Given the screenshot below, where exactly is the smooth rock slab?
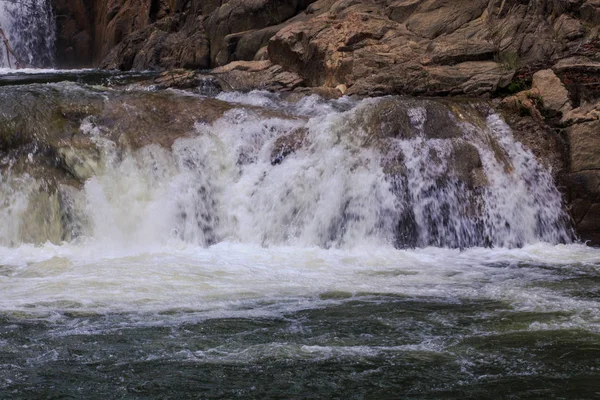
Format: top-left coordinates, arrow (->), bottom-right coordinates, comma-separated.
569,120 -> 600,173
532,69 -> 572,114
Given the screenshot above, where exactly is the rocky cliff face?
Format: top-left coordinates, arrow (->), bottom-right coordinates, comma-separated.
54,0 -> 600,92
52,0 -> 600,245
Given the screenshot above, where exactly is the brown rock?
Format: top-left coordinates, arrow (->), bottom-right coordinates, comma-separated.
211,60 -> 304,91
553,14 -> 584,41
532,69 -> 572,114
561,102 -> 600,125
450,140 -> 486,188
581,0 -> 600,24
204,0 -> 316,66
423,61 -> 514,96
101,16 -> 210,70
386,0 -> 422,24
499,90 -> 544,122
500,104 -> 568,178
53,0 -> 94,67
568,120 -> 600,173
577,203 -> 600,245
553,56 -> 600,75
403,0 -> 487,39
564,169 -> 600,245
271,127 -> 308,164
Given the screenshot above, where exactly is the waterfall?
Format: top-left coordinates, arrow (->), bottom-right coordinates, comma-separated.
0,0 -> 55,68
0,89 -> 574,249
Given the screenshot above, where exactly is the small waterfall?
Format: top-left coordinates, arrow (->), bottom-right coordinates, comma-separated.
0,0 -> 55,68
0,90 -> 574,249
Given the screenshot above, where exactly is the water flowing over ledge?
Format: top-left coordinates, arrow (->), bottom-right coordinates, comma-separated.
0,86 -> 574,249
0,81 -> 599,398
0,0 -> 55,68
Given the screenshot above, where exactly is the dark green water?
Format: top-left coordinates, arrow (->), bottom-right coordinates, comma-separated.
2,293 -> 599,399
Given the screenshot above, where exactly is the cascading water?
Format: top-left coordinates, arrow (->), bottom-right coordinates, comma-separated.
0,0 -> 55,68
0,89 -> 573,249
0,84 -> 598,398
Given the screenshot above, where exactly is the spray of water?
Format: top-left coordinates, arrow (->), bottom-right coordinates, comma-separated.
0,0 -> 55,68
0,92 -> 574,249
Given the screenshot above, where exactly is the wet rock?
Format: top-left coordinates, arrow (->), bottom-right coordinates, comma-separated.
271,127 -> 308,165
450,140 -> 486,188
578,203 -> 600,245
53,0 -> 94,67
501,110 -> 567,178
288,86 -> 343,100
96,93 -> 236,149
56,144 -> 103,183
564,119 -> 600,245
152,69 -> 198,88
18,190 -> 63,245
564,169 -> 600,245
348,97 -> 472,144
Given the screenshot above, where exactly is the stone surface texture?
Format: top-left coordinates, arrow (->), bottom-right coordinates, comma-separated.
50,0 -> 600,244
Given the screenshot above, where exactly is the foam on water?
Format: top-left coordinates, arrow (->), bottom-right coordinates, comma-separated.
42,94 -> 570,249
0,91 -> 597,328
0,242 -> 599,327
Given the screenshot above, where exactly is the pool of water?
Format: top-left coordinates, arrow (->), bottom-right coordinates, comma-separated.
1,243 -> 599,398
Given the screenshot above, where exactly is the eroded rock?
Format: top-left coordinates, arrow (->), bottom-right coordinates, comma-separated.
532,69 -> 572,115
211,60 -> 304,91
569,120 -> 600,173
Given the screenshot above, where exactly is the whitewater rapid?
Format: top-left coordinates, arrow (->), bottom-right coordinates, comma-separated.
0,87 -> 597,328
0,84 -> 599,399
0,241 -> 598,329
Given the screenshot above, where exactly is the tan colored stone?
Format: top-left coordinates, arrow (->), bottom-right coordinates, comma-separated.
211,61 -> 304,91
569,121 -> 600,173
532,69 -> 572,114
561,102 -> 600,125
553,14 -> 584,40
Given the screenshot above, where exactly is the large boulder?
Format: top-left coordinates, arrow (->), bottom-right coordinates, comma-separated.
204,0 -> 316,66
101,16 -> 210,70
565,120 -> 600,245
211,60 -> 304,91
569,120 -> 600,173
532,69 -> 572,115
0,82 -> 296,185
52,0 -> 596,100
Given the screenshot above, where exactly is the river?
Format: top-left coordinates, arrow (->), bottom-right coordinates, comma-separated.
0,71 -> 599,399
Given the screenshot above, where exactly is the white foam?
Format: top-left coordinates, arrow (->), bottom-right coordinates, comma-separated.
0,92 -> 596,326
0,242 -> 598,324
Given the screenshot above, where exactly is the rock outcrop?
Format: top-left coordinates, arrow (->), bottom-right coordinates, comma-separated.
50,0 -> 600,244
52,1 -> 598,94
